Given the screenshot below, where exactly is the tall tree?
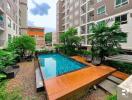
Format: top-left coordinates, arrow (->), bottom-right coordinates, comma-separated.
89,22 -> 127,62
60,28 -> 81,55
45,32 -> 52,44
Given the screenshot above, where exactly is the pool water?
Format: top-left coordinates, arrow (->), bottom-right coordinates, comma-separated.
38,53 -> 86,79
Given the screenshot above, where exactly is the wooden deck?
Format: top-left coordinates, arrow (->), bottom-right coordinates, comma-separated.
43,56 -> 117,100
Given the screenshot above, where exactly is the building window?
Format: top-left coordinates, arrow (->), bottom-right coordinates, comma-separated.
115,14 -> 127,24
8,18 -> 11,28
97,6 -> 106,15
7,2 -> 11,12
115,0 -> 128,8
97,0 -> 102,3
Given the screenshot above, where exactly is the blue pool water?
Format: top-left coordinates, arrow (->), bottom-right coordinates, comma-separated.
38,53 -> 86,79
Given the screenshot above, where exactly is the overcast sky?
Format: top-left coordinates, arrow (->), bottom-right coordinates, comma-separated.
28,0 -> 58,32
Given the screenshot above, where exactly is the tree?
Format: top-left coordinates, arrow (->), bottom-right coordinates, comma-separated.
89,22 -> 127,62
60,28 -> 81,55
45,32 -> 52,44
8,35 -> 36,59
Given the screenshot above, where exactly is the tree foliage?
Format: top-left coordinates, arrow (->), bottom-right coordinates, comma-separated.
45,32 -> 52,43
0,50 -> 17,70
89,22 -> 127,62
60,28 -> 81,55
8,35 -> 36,59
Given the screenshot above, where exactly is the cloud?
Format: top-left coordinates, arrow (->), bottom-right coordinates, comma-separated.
28,20 -> 35,26
30,0 -> 51,16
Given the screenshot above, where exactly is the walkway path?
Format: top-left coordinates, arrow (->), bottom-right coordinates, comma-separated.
7,61 -> 46,100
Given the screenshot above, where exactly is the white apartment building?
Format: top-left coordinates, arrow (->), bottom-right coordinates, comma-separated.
0,0 -> 27,49
57,0 -> 132,50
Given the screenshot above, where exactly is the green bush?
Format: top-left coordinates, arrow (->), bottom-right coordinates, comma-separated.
0,73 -> 6,82
82,50 -> 92,56
104,60 -> 132,74
8,35 -> 36,59
36,49 -> 54,54
106,94 -> 117,100
0,81 -> 22,100
0,50 -> 17,70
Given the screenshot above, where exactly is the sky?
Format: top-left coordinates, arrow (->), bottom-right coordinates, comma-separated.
28,0 -> 58,33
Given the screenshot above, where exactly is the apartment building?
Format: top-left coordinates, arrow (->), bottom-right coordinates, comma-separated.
0,0 -> 27,49
56,0 -> 80,42
19,0 -> 28,34
27,27 -> 45,50
56,0 -> 132,50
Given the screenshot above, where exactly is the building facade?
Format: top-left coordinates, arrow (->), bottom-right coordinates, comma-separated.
19,0 -> 28,34
0,0 -> 27,49
27,27 -> 45,50
56,0 -> 132,50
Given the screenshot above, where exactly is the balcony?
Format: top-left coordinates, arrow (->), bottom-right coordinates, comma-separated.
81,4 -> 86,15
81,14 -> 86,25
87,11 -> 94,22
81,0 -> 86,5
80,25 -> 86,34
87,0 -> 94,11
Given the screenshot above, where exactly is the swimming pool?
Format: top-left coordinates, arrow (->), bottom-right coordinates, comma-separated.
38,53 -> 86,79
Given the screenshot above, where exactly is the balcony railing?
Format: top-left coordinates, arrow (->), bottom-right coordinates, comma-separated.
87,16 -> 94,22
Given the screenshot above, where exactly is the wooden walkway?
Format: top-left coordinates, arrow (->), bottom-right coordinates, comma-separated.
44,56 -> 117,100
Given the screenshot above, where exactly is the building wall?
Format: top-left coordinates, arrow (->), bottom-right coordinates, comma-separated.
56,0 -> 132,50
27,27 -> 45,50
94,0 -> 132,50
0,0 -> 27,49
19,0 -> 28,34
0,0 -> 20,48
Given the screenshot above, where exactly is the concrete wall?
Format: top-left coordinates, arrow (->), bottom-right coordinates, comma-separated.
117,75 -> 132,100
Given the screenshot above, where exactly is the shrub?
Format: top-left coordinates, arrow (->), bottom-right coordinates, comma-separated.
82,50 -> 92,56
104,60 -> 132,74
0,50 -> 17,70
0,81 -> 22,100
0,73 -> 6,82
106,94 -> 117,100
8,35 -> 36,59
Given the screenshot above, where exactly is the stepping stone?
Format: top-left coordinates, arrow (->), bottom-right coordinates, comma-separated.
98,79 -> 118,94
35,68 -> 44,92
107,76 -> 123,84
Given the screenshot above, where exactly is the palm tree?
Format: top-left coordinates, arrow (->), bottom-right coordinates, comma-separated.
88,22 -> 127,64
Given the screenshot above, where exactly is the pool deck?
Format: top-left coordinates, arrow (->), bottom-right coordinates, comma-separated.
43,56 -> 119,100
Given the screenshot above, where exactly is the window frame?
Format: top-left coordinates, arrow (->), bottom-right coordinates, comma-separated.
97,0 -> 102,3
115,14 -> 128,25
115,0 -> 129,8
97,5 -> 106,15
